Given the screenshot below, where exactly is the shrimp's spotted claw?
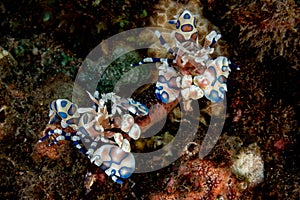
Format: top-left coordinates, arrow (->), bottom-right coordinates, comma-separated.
89,144 -> 135,184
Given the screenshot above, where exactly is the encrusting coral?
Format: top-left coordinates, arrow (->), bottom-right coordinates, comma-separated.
149,159 -> 244,200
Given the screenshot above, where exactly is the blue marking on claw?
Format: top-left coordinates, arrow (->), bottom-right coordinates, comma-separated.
67,104 -> 76,115
159,92 -> 169,103
221,65 -> 227,72
119,166 -> 135,179
125,98 -> 149,116
91,145 -> 135,184
58,111 -> 67,119
206,90 -> 223,103
53,101 -> 57,111
157,75 -> 178,89
60,100 -> 67,107
168,19 -> 176,24
137,104 -> 149,115
208,66 -> 217,87
82,114 -> 89,124
155,86 -> 170,103
115,179 -> 123,184
218,75 -> 226,84
66,118 -> 76,126
219,87 -> 225,94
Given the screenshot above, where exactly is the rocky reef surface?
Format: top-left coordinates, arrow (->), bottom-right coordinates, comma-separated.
0,0 -> 299,199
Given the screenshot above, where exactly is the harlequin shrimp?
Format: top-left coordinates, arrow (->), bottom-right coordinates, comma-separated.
132,9 -> 239,110
38,99 -> 86,154
38,91 -> 148,183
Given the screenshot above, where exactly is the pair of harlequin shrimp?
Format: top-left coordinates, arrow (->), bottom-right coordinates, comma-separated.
132,9 -> 239,110
39,9 -> 240,185
38,91 -> 148,184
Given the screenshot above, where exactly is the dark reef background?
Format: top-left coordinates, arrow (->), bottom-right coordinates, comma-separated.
0,0 -> 299,199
